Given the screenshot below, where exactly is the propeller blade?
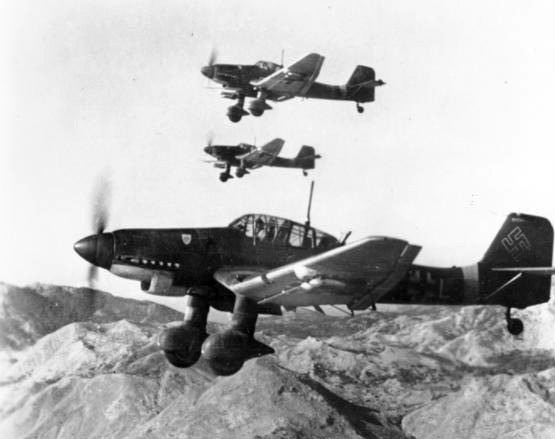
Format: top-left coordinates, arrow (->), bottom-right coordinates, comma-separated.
91,173 -> 112,234
206,131 -> 214,147
87,264 -> 98,287
208,48 -> 218,66
84,173 -> 112,289
85,265 -> 101,317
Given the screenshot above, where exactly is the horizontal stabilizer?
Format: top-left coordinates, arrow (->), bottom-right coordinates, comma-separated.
491,267 -> 555,276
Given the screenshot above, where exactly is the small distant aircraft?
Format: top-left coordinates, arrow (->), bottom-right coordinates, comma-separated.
203,137 -> 320,182
201,52 -> 385,122
74,181 -> 554,376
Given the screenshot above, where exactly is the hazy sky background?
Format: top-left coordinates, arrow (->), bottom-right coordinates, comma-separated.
1,1 -> 553,310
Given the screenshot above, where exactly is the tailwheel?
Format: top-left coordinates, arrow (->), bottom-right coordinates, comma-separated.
356,103 -> 364,114
505,307 -> 524,335
302,170 -> 308,177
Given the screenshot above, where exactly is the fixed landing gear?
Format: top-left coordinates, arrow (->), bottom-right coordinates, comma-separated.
202,296 -> 273,376
235,168 -> 246,178
227,95 -> 248,123
248,98 -> 272,117
158,288 -> 209,368
219,164 -> 232,182
356,103 -> 364,114
505,307 -> 524,335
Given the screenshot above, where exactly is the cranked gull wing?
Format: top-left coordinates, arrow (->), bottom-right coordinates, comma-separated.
251,53 -> 325,98
238,138 -> 285,168
214,237 -> 421,308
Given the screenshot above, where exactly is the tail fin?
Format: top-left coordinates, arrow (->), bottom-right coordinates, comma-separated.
294,146 -> 320,170
479,213 -> 553,307
346,65 -> 382,102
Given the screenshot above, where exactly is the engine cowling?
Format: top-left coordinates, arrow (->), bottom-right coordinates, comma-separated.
158,323 -> 208,368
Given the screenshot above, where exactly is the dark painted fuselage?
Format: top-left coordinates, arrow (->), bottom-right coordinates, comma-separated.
204,144 -> 253,168
204,144 -> 315,170
203,63 -> 376,103
75,213 -> 553,314
202,63 -> 280,98
76,214 -> 341,313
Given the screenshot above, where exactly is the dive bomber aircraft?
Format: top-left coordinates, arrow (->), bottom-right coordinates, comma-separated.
201,52 -> 385,122
204,137 -> 320,181
74,187 -> 554,376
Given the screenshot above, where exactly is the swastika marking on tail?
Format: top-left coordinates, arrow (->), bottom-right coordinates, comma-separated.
501,226 -> 531,262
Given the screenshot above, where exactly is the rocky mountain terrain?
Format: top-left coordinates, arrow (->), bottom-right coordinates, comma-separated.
0,282 -> 554,438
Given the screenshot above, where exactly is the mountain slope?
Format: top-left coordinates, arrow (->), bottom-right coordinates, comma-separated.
1,283 -> 554,438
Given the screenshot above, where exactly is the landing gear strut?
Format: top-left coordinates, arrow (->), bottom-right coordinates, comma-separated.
356,103 -> 364,114
505,307 -> 524,335
227,95 -> 248,123
202,296 -> 274,376
219,164 -> 232,182
158,288 -> 209,368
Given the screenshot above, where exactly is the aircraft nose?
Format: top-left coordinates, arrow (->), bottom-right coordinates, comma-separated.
74,235 -> 98,265
74,233 -> 114,268
201,65 -> 214,78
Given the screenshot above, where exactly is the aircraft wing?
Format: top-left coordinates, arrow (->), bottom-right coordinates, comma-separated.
214,237 -> 421,309
239,138 -> 285,168
251,53 -> 325,98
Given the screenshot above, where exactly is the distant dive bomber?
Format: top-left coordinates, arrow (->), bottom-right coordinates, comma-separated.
74,180 -> 554,376
203,137 -> 320,181
201,52 -> 385,122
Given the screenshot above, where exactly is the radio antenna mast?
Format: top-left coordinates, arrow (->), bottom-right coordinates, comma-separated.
305,180 -> 315,230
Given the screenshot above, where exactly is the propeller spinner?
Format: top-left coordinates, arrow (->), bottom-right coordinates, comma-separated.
74,175 -> 114,286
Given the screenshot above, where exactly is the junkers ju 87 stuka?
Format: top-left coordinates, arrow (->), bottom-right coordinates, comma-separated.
201,51 -> 385,122
74,183 -> 554,376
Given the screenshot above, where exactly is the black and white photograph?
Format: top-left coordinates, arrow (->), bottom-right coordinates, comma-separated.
0,1 -> 554,438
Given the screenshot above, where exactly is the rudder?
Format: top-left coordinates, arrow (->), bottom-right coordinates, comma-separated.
295,146 -> 320,170
346,65 -> 376,102
481,213 -> 553,268
479,213 -> 553,308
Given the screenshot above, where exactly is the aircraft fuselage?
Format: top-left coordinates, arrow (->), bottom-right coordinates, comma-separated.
204,64 -> 377,103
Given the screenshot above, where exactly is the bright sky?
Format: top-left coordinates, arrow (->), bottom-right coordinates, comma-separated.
0,1 -> 553,309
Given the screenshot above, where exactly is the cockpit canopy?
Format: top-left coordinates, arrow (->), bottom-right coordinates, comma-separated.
237,142 -> 255,152
254,60 -> 281,72
229,214 -> 339,250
